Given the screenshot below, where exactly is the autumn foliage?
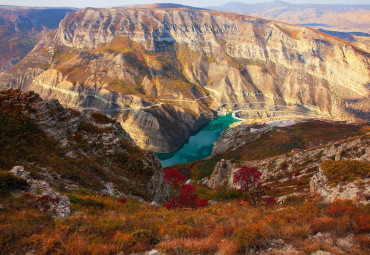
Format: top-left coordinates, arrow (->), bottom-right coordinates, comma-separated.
163,168 -> 208,209
233,166 -> 274,206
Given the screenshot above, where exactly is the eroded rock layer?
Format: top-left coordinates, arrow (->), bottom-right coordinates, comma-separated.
1,7 -> 369,152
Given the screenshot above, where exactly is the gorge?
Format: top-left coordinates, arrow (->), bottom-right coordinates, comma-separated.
0,4 -> 369,155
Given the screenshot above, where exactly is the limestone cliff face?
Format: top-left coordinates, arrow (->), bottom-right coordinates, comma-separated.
1,7 -> 369,152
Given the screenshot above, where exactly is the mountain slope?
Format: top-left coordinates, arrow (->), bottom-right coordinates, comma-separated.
0,6 -> 76,72
0,88 -> 162,198
209,1 -> 370,33
0,7 -> 369,153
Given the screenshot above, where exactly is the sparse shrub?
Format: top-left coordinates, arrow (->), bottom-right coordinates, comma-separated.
284,195 -> 305,206
213,185 -> 243,200
353,212 -> 370,234
0,172 -> 29,194
234,223 -> 265,249
354,234 -> 370,253
233,166 -> 270,206
117,198 -> 127,204
326,200 -> 356,218
69,195 -> 104,209
90,112 -> 115,124
131,229 -> 158,245
321,160 -> 370,185
310,216 -> 336,234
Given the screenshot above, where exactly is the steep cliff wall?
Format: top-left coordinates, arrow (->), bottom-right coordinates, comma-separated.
1,7 -> 369,152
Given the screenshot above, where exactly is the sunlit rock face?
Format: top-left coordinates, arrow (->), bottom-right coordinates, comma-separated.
1,7 -> 369,152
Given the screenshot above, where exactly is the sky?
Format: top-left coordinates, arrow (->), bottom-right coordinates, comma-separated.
0,0 -> 369,8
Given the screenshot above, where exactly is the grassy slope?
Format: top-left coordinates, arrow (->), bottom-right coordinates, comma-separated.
0,100 -> 153,197
0,193 -> 369,254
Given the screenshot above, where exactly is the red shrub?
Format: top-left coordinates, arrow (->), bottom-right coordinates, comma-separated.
353,212 -> 370,234
263,196 -> 277,206
162,169 -> 208,209
233,166 -> 268,206
117,198 -> 127,204
163,168 -> 185,187
326,200 -> 356,218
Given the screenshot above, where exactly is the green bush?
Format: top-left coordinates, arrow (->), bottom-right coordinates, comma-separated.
321,160 -> 370,185
68,195 -> 104,209
0,172 -> 29,194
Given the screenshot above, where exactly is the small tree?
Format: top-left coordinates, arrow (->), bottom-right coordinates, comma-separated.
233,166 -> 270,206
162,168 -> 208,209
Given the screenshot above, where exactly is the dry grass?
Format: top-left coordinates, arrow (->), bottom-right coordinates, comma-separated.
1,194 -> 369,254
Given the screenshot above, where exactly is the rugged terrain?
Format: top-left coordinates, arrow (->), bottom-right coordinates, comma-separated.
1,105 -> 369,254
205,121 -> 369,204
0,6 -> 75,72
210,1 -> 370,32
210,1 -> 370,51
0,88 -> 164,199
0,5 -> 369,152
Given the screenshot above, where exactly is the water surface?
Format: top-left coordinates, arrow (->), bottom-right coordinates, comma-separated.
156,114 -> 238,167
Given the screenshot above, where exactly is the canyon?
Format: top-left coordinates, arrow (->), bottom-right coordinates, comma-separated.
0,5 -> 369,153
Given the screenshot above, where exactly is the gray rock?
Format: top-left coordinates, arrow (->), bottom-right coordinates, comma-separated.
9,166 -> 31,181
185,179 -> 194,185
147,170 -> 171,203
148,249 -> 161,255
9,166 -> 71,218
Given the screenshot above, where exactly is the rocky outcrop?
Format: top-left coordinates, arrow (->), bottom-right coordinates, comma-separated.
1,7 -> 369,152
147,169 -> 171,203
0,89 -> 165,200
212,119 -> 300,156
206,126 -> 369,199
310,168 -> 370,204
10,166 -> 71,218
208,159 -> 236,189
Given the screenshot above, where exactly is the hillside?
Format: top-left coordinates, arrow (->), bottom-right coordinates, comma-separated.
0,7 -> 368,153
209,1 -> 370,33
0,6 -> 75,72
209,1 -> 370,51
1,105 -> 369,254
0,89 -> 163,199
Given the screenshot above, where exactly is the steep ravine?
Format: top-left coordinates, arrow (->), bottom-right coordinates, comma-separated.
0,7 -> 369,152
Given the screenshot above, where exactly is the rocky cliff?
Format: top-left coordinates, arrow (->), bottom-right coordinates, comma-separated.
0,6 -> 75,72
1,6 -> 369,152
205,123 -> 369,202
0,89 -> 164,200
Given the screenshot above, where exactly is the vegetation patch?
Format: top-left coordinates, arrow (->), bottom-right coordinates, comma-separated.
90,112 -> 116,124
321,160 -> 370,185
0,171 -> 29,194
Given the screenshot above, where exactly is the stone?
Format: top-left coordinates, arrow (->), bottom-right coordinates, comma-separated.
148,249 -> 161,255
9,166 -> 71,218
151,201 -> 160,208
310,168 -> 370,204
9,166 -> 31,181
208,159 -> 236,189
185,179 -> 194,185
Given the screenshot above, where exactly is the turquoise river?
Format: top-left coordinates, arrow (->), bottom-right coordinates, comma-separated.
155,114 -> 239,167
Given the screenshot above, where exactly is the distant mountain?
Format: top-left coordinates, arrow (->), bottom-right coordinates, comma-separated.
0,6 -> 76,72
1,7 -> 369,154
209,1 -> 370,33
124,3 -> 205,10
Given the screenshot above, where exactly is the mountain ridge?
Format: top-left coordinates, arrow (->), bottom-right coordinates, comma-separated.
0,7 -> 369,153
